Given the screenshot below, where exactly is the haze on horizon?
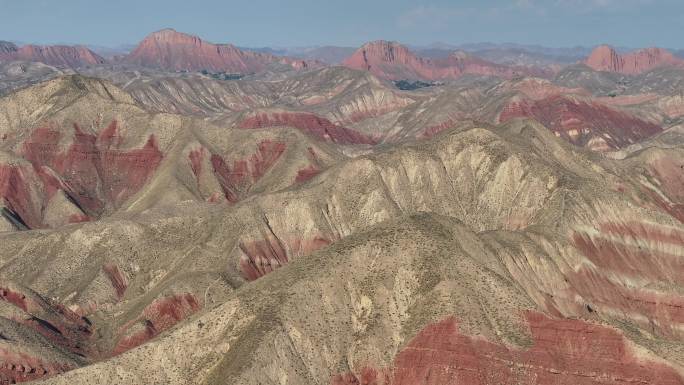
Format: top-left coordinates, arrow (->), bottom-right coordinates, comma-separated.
0,0 -> 682,49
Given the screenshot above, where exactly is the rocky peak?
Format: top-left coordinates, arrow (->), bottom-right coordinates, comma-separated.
356,40 -> 419,65
584,45 -> 682,74
138,28 -> 210,48
124,29 -> 317,73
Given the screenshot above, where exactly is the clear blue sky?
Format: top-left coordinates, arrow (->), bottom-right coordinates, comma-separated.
0,0 -> 682,48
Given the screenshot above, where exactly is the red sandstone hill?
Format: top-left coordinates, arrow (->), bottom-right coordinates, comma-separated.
584,45 -> 684,74
342,40 -> 550,81
0,44 -> 105,68
123,29 -> 320,73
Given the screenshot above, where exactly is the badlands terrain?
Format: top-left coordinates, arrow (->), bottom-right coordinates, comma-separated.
0,29 -> 682,384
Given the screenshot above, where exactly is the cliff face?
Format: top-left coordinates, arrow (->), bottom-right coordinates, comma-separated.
343,41 -> 549,80
123,29 -> 318,72
0,44 -> 104,68
584,45 -> 683,74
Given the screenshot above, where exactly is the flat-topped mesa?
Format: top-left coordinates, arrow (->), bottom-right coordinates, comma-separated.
343,40 -> 434,79
123,28 -> 319,73
343,40 -> 548,80
584,45 -> 683,74
0,44 -> 105,68
354,40 -> 423,66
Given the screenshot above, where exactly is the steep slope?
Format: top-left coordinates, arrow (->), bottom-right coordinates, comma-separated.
0,75 -> 350,229
0,61 -> 65,97
123,29 -> 320,73
0,75 -> 170,228
0,119 -> 677,384
29,214 -> 684,385
84,66 -> 417,134
0,55 -> 683,385
499,94 -> 662,151
0,45 -> 105,68
584,45 -> 684,75
343,41 -> 549,81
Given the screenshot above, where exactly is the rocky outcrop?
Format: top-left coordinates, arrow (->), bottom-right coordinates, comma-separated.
113,293 -> 201,355
19,121 -> 164,219
584,45 -> 684,74
207,140 -> 286,203
499,95 -> 662,151
0,45 -> 104,68
102,264 -> 128,301
123,29 -> 319,73
343,41 -> 549,81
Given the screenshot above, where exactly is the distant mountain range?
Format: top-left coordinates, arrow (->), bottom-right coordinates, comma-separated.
2,29 -> 684,80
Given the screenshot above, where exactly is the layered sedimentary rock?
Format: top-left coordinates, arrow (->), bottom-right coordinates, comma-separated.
343,41 -> 549,81
333,313 -> 683,385
584,45 -> 684,74
0,45 -> 105,68
0,60 -> 682,385
123,29 -> 319,73
499,94 -> 662,151
238,110 -> 376,145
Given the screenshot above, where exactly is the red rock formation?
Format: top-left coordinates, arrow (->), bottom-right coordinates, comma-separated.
68,214 -> 91,224
239,235 -> 331,281
499,95 -> 662,150
0,286 -> 93,356
20,121 -> 163,218
0,163 -> 42,230
343,41 -> 549,81
210,140 -> 286,203
113,293 -> 201,355
571,218 -> 684,337
333,312 -> 683,385
0,44 -> 105,68
598,221 -> 684,248
641,155 -> 684,222
421,120 -> 457,138
124,29 -> 319,73
98,135 -> 163,206
584,45 -> 684,74
238,112 -> 376,145
188,147 -> 205,187
238,236 -> 289,281
295,165 -> 321,183
294,147 -> 325,184
102,264 -> 128,301
572,232 -> 682,283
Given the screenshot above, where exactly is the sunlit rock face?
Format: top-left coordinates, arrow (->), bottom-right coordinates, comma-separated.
343,40 -> 550,81
0,44 -> 104,68
584,45 -> 684,74
123,29 -> 319,73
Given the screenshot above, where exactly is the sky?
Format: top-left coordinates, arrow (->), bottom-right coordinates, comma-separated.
0,0 -> 682,49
